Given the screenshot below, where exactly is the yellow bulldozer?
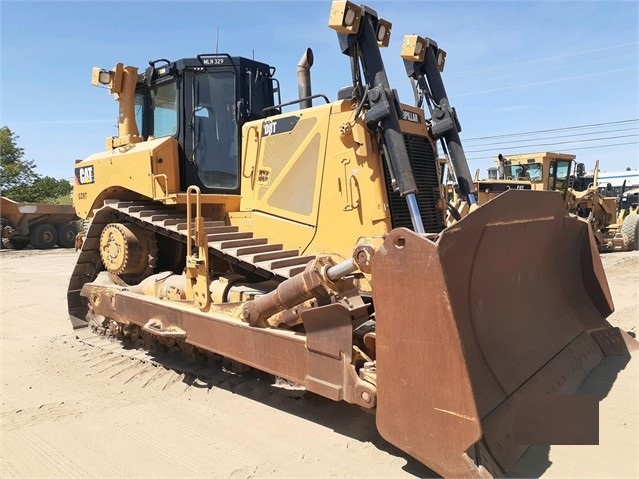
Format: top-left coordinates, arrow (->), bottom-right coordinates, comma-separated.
475,152 -> 639,251
68,2 -> 636,477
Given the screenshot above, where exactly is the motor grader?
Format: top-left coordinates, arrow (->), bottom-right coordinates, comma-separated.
568,163 -> 639,251
68,2 -> 636,477
475,152 -> 639,251
620,187 -> 639,249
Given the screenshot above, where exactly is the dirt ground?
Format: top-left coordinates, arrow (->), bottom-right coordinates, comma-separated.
0,248 -> 637,478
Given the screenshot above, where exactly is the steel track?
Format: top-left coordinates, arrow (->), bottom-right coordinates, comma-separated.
67,199 -> 316,326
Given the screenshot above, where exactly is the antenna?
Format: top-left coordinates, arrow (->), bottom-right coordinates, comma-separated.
216,27 -> 219,54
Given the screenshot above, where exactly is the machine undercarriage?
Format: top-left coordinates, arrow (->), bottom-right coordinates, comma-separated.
69,199 -> 378,407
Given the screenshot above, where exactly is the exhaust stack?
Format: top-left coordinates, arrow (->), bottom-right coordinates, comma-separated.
297,48 -> 314,109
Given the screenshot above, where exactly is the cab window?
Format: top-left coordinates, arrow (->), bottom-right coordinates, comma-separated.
134,80 -> 178,139
549,160 -> 572,194
151,81 -> 178,137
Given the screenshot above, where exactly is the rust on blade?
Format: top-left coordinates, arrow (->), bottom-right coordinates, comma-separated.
372,190 -> 631,477
373,228 -> 483,479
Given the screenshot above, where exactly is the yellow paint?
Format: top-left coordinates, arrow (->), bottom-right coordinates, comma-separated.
235,99 -> 399,260
74,136 -> 181,218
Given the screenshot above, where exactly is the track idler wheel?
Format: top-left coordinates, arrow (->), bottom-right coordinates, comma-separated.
99,223 -> 156,283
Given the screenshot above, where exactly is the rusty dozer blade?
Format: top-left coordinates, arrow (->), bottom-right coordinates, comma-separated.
371,189 -> 636,478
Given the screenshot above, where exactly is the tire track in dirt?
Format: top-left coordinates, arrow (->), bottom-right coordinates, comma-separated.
5,426 -> 92,478
1,401 -> 86,431
93,403 -> 211,476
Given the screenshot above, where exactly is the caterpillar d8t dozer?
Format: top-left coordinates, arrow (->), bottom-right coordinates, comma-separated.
68,2 -> 636,477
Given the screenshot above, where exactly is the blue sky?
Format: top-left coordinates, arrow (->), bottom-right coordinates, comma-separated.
1,0 -> 637,181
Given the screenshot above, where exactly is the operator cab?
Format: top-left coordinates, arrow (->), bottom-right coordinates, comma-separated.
620,188 -> 639,215
133,54 -> 277,194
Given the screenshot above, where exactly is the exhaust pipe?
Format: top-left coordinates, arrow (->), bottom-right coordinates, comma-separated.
297,48 -> 314,109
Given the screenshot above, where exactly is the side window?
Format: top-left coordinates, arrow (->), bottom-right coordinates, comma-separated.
151,81 -> 178,137
249,72 -> 275,119
134,91 -> 146,138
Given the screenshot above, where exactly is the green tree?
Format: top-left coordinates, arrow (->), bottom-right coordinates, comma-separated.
1,126 -> 72,203
22,176 -> 73,203
0,126 -> 39,196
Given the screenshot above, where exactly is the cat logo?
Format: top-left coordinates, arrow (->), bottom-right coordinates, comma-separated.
75,166 -> 95,185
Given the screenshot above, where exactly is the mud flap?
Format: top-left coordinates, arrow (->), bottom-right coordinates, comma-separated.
372,190 -> 633,478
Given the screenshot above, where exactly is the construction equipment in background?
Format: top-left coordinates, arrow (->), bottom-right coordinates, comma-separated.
67,2 -> 636,477
569,162 -> 639,251
1,196 -> 79,249
476,151 -> 577,203
619,187 -> 639,250
597,169 -> 639,197
620,186 -> 639,214
475,152 -> 639,251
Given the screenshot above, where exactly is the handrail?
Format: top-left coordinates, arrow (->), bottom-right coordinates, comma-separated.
262,93 -> 330,115
186,185 -> 202,258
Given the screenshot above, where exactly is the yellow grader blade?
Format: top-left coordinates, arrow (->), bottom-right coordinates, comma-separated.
372,189 -> 636,478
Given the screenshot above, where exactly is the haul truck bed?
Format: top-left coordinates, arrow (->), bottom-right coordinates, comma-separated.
1,196 -> 79,249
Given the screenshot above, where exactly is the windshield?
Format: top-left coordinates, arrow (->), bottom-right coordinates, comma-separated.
503,162 -> 542,181
192,71 -> 238,189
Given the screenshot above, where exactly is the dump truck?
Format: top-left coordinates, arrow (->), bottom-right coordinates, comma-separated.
67,2 -> 636,477
476,152 -> 639,251
1,196 -> 79,249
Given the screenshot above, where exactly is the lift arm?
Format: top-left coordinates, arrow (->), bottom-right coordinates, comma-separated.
329,1 -> 425,233
401,35 -> 477,204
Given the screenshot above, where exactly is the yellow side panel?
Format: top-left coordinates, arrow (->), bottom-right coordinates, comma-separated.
236,100 -> 392,260
73,137 -> 180,218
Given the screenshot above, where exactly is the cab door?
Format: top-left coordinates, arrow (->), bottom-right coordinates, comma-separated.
182,69 -> 240,194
